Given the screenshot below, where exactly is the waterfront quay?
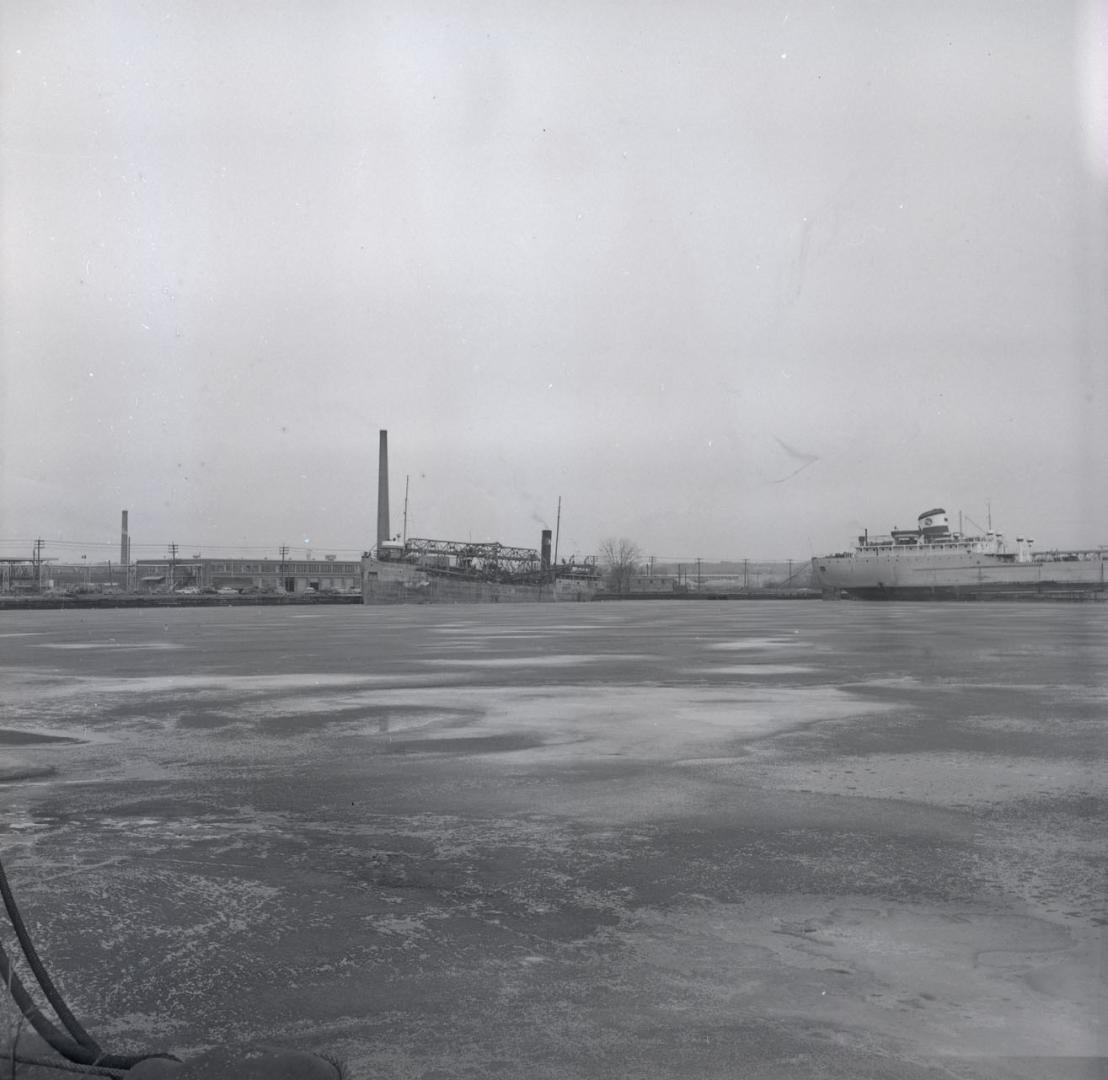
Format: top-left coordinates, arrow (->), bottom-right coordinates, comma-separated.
1,602 -> 1104,1079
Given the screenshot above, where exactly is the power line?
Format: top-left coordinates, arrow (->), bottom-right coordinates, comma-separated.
0,538 -> 371,557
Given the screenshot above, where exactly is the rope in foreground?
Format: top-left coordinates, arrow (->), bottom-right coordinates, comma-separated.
2,852 -> 344,1078
1,851 -> 174,1073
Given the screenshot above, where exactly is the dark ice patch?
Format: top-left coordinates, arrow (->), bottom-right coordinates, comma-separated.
384,734 -> 543,755
176,712 -> 237,730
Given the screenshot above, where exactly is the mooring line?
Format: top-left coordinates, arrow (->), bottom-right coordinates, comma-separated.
1,851 -> 179,1072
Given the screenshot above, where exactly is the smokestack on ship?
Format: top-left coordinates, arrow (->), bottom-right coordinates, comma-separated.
541,529 -> 552,574
917,508 -> 950,539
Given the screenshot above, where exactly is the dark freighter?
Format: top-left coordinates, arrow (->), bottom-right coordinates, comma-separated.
812,508 -> 1106,600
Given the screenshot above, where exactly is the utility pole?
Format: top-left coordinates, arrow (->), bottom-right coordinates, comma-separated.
696,557 -> 702,592
279,544 -> 289,592
33,539 -> 44,591
168,542 -> 178,590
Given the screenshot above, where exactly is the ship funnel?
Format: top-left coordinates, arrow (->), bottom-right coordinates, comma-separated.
541,529 -> 552,573
917,508 -> 950,538
377,430 -> 390,552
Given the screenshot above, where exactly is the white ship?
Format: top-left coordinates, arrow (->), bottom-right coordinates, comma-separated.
812,508 -> 1106,600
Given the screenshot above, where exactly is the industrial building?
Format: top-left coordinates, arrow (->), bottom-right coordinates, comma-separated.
3,433 -> 599,603
121,510 -> 362,594
363,429 -> 601,604
132,556 -> 362,595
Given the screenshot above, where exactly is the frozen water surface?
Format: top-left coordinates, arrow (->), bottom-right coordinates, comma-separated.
0,601 -> 1105,1079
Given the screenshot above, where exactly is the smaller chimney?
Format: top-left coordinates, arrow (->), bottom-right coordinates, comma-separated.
541,529 -> 552,572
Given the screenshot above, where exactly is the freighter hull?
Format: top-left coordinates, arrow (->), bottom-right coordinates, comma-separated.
813,554 -> 1106,599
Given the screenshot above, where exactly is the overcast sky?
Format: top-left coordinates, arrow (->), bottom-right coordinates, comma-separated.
2,1 -> 1106,563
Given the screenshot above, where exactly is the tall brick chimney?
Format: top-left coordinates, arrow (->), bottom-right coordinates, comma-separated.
376,431 -> 390,552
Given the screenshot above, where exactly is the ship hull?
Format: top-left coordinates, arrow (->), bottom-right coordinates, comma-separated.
812,552 -> 1106,601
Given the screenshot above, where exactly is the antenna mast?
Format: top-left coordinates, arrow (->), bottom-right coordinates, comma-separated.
402,475 -> 410,544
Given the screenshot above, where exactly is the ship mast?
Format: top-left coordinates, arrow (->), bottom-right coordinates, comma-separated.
553,496 -> 562,566
402,475 -> 410,544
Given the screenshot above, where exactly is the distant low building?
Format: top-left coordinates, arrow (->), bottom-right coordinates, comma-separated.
133,556 -> 361,594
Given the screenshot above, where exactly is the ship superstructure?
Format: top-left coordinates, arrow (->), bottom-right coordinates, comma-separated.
813,507 -> 1105,600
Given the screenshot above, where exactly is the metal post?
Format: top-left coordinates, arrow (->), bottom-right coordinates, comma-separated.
553,496 -> 562,568
402,475 -> 410,545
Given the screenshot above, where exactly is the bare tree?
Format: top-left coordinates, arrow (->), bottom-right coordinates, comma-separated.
600,537 -> 641,595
